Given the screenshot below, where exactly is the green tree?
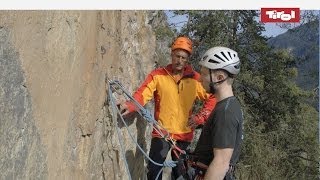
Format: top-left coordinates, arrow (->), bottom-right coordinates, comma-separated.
172,10 -> 319,179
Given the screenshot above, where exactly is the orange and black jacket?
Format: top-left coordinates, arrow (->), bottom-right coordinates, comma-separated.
126,64 -> 216,142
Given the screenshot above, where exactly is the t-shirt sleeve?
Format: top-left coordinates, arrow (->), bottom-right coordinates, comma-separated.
212,110 -> 238,148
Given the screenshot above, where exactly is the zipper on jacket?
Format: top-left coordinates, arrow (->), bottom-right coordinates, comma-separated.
164,67 -> 192,94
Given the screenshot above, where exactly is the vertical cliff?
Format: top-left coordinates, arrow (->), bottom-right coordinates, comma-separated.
0,10 -> 168,179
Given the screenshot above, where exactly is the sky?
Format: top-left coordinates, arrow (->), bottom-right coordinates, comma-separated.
165,11 -> 288,38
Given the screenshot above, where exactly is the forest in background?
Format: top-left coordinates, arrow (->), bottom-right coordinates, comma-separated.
156,10 -> 319,179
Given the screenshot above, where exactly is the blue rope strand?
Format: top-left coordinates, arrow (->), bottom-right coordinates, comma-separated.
109,80 -> 167,138
107,79 -> 181,180
108,83 -> 132,180
109,85 -> 178,168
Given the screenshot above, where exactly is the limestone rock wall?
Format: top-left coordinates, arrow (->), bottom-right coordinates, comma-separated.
0,10 -> 164,180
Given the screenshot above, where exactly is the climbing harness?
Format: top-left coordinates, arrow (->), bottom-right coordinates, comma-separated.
180,153 -> 236,180
107,79 -> 187,179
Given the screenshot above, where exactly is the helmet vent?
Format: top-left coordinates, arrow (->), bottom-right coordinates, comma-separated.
221,52 -> 229,61
208,59 -> 220,64
214,54 -> 225,62
228,52 -> 232,59
202,55 -> 208,61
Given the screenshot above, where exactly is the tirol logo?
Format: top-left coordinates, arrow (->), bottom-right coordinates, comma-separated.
261,8 -> 300,23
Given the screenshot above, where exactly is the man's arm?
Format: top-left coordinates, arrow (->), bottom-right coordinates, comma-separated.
120,72 -> 157,115
188,93 -> 216,129
188,72 -> 217,127
193,93 -> 216,124
204,148 -> 233,180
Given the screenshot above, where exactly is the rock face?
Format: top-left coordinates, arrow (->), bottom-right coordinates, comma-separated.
0,10 -> 167,179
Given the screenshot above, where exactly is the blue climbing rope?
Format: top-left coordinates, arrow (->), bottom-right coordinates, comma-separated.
108,84 -> 132,180
109,80 -> 175,141
107,79 -> 180,180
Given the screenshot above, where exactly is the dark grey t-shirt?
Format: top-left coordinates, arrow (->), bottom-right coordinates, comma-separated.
194,96 -> 244,166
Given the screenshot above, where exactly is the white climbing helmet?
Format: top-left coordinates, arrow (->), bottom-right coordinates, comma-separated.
199,46 -> 240,75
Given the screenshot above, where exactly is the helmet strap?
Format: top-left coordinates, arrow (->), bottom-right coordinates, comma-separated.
209,69 -> 228,94
209,69 -> 215,93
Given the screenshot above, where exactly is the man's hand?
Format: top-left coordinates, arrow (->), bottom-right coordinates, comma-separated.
116,100 -> 131,116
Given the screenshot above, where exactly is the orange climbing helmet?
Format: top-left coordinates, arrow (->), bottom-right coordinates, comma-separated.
171,36 -> 193,55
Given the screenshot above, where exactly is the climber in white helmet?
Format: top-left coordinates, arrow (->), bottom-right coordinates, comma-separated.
188,46 -> 244,180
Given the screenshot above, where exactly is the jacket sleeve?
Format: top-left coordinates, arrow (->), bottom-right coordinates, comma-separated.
194,93 -> 216,124
125,72 -> 157,113
193,74 -> 217,125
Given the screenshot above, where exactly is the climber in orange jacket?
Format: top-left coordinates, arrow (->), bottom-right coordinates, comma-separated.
120,35 -> 216,180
